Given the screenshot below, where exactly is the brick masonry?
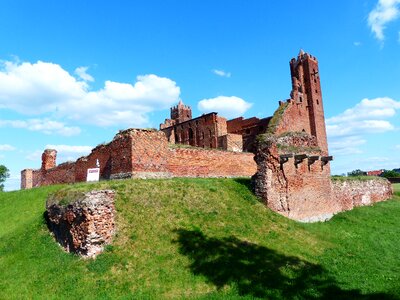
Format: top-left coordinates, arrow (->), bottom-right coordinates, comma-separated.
46,190 -> 115,258
252,51 -> 393,222
21,50 -> 394,223
332,179 -> 393,211
22,129 -> 256,189
253,132 -> 339,222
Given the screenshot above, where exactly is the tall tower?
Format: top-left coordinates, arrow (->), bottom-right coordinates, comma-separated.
170,100 -> 192,124
289,50 -> 328,154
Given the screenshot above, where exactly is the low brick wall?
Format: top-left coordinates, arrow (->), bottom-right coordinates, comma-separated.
22,129 -> 257,189
332,178 -> 393,212
46,190 -> 116,258
166,147 -> 256,177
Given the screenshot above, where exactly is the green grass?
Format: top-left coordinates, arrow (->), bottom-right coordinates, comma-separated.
331,175 -> 388,182
1,179 -> 400,299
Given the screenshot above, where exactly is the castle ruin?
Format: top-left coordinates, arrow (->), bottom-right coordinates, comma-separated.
21,50 -> 393,222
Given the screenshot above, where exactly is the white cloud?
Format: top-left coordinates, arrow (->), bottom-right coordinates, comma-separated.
212,69 -> 231,78
0,60 -> 181,128
75,66 -> 94,82
353,41 -> 362,46
328,136 -> 366,156
0,119 -> 81,136
0,144 -> 15,151
396,145 -> 400,149
45,144 -> 93,162
327,97 -> 400,124
25,144 -> 93,165
197,96 -> 252,119
45,144 -> 93,154
368,0 -> 400,41
25,150 -> 42,161
327,120 -> 395,137
327,97 -> 400,157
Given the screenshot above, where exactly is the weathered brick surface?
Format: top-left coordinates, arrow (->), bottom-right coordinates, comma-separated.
46,190 -> 115,258
41,149 -> 57,171
253,133 -> 339,222
218,134 -> 243,152
332,179 -> 393,211
21,169 -> 33,189
42,162 -> 76,186
22,128 -> 256,188
227,116 -> 271,152
167,147 -> 256,177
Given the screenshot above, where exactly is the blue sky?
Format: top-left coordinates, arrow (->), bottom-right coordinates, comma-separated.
1,0 -> 399,190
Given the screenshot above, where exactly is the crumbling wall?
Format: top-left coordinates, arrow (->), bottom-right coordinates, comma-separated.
332,179 -> 393,211
46,190 -> 115,258
22,128 -> 257,189
253,132 -> 338,222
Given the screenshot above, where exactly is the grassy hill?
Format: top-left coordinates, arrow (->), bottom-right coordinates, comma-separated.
1,179 -> 399,299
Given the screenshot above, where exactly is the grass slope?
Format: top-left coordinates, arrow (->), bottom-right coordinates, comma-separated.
0,180 -> 399,299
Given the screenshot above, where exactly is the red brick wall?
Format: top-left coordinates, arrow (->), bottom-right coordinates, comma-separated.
253,133 -> 338,222
275,100 -> 311,137
332,179 -> 393,211
227,116 -> 271,152
22,129 -> 256,189
41,149 -> 57,171
75,144 -> 112,182
218,134 -> 243,152
166,147 -> 256,177
21,169 -> 33,189
129,130 -> 169,175
41,162 -> 76,186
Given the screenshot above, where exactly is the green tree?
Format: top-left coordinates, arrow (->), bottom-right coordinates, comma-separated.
381,170 -> 400,178
347,169 -> 367,177
0,165 -> 10,192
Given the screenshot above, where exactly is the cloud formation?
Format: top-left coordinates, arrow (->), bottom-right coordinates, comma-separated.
46,144 -> 93,162
0,59 -> 181,128
368,0 -> 400,41
212,69 -> 231,78
327,97 -> 400,156
197,96 -> 252,119
0,144 -> 15,151
327,97 -> 400,136
74,66 -> 94,82
26,144 -> 93,163
0,119 -> 81,136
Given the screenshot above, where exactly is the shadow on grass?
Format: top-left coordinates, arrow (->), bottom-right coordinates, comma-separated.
233,178 -> 253,193
173,228 -> 398,299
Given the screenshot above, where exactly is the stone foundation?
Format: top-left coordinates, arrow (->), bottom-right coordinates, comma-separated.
46,190 -> 115,258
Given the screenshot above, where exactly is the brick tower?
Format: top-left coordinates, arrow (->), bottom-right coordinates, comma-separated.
289,50 -> 328,154
170,100 -> 192,124
41,149 -> 57,171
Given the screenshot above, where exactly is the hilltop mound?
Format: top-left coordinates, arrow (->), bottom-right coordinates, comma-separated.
0,179 -> 399,299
